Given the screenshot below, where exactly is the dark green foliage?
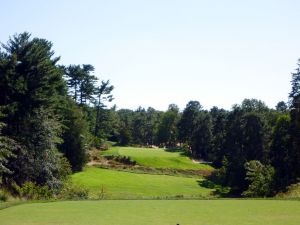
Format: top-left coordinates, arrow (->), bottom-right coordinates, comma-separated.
144,107 -> 161,145
157,104 -> 179,147
6,108 -> 70,189
276,101 -> 288,112
94,80 -> 114,137
119,126 -> 132,146
270,115 -> 292,191
131,107 -> 147,145
190,112 -> 213,160
289,60 -> 300,183
210,107 -> 227,167
242,160 -> 274,197
221,101 -> 272,194
128,107 -> 160,145
0,122 -> 17,182
117,109 -> 134,145
0,189 -> 10,201
177,101 -> 202,144
0,33 -> 70,190
0,33 -> 66,116
241,112 -> 269,161
60,100 -> 90,172
64,64 -> 98,105
177,101 -> 213,160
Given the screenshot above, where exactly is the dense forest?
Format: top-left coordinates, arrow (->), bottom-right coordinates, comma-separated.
0,33 -> 299,198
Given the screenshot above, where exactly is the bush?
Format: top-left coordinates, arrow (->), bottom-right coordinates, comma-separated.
242,160 -> 275,197
114,156 -> 136,165
0,190 -> 9,202
89,148 -> 102,161
277,182 -> 300,198
17,182 -> 52,200
58,181 -> 89,200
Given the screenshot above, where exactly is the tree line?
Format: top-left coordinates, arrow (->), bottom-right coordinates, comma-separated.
0,32 -> 299,197
100,97 -> 298,196
0,33 -> 113,194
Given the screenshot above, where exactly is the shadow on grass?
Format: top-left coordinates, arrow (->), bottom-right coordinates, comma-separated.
165,147 -> 192,157
197,179 -> 231,197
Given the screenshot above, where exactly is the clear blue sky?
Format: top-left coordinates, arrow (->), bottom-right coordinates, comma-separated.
2,0 -> 300,111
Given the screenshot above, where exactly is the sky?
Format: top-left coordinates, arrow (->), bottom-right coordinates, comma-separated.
1,0 -> 300,111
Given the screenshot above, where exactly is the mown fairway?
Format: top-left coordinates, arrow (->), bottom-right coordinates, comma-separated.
1,200 -> 300,225
72,167 -> 212,199
102,146 -> 213,170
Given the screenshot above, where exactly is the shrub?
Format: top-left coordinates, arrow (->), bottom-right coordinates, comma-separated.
59,181 -> 89,200
89,148 -> 102,161
0,190 -> 9,202
242,160 -> 275,197
17,182 -> 52,200
277,182 -> 300,198
114,156 -> 136,165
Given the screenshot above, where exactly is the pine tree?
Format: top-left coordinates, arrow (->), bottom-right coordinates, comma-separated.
288,59 -> 300,182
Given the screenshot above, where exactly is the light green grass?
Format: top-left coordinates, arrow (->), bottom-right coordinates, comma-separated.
102,146 -> 213,170
1,200 -> 300,225
72,167 -> 212,199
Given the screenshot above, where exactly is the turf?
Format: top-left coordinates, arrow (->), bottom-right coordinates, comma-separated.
72,167 -> 212,199
1,200 -> 300,225
102,146 -> 213,170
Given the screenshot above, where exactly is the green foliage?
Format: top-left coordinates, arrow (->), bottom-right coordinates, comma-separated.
157,104 -> 179,147
0,33 -> 70,189
16,181 -> 52,200
94,80 -> 114,137
289,59 -> 300,183
177,101 -> 202,144
60,99 -> 90,172
63,64 -> 98,105
18,108 -> 66,189
190,111 -> 213,160
58,181 -> 89,200
277,182 -> 300,198
270,114 -> 292,191
242,160 -> 275,197
0,189 -> 10,202
0,122 -> 16,182
210,107 -> 228,167
220,101 -> 272,194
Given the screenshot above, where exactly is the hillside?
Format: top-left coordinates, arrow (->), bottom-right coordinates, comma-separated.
72,146 -> 216,199
101,146 -> 213,170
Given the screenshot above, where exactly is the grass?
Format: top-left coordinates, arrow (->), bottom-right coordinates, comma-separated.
1,200 -> 300,225
102,146 -> 213,170
72,167 -> 213,199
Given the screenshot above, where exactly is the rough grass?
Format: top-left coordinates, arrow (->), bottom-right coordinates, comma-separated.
1,200 -> 300,225
102,146 -> 213,170
72,167 -> 213,199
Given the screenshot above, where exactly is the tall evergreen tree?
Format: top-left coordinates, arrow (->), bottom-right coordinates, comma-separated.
270,115 -> 292,191
94,80 -> 114,137
177,101 -> 202,144
288,59 -> 300,181
59,99 -> 90,172
0,33 -> 69,188
157,104 -> 180,147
